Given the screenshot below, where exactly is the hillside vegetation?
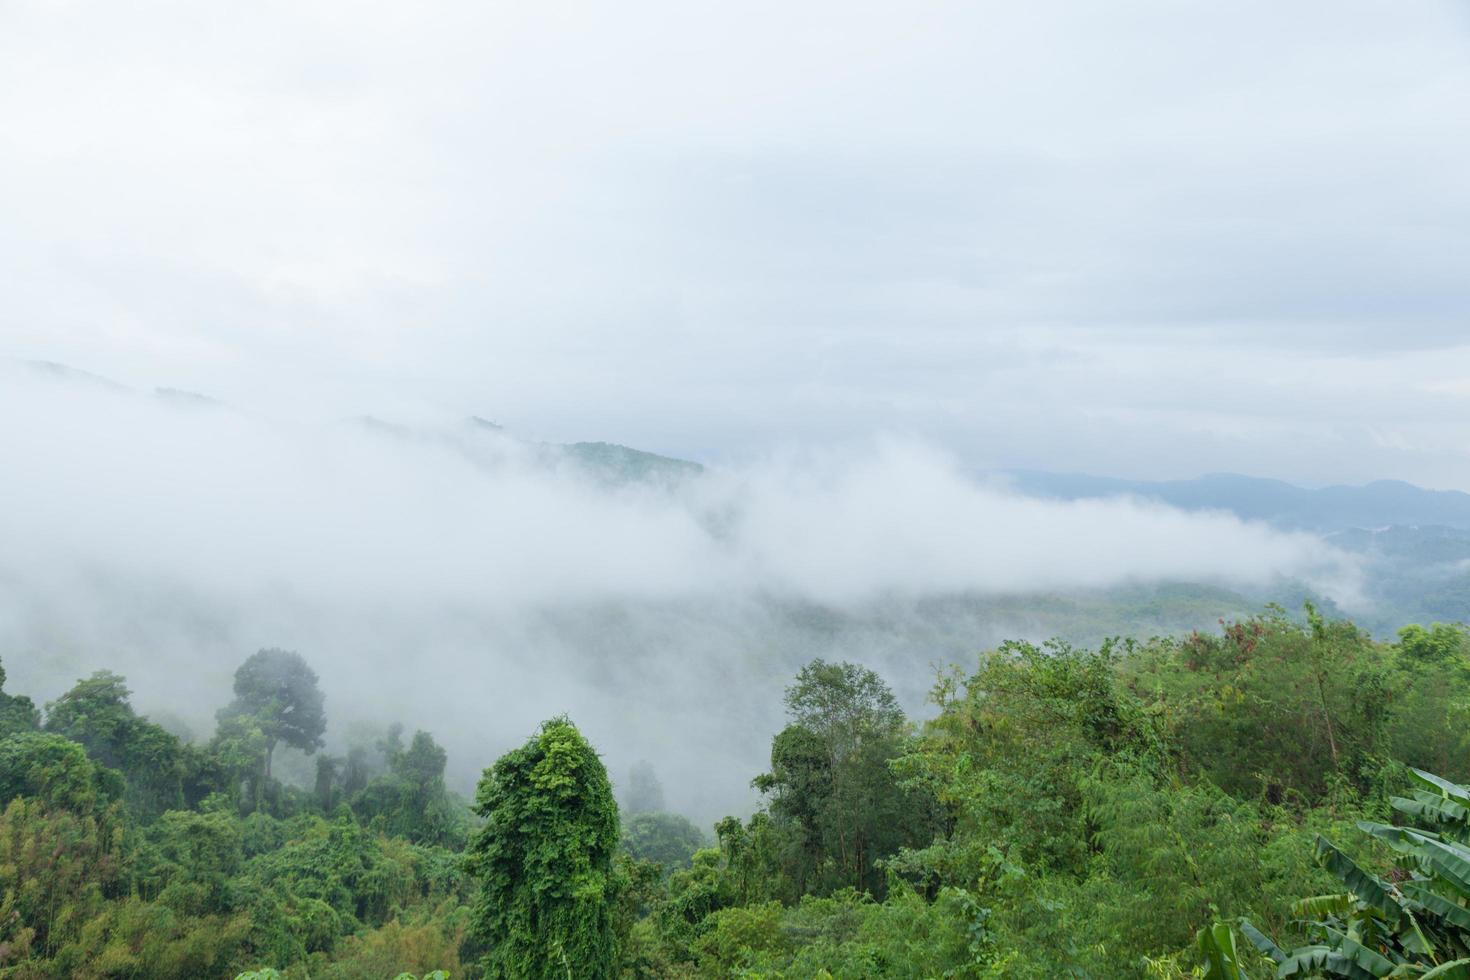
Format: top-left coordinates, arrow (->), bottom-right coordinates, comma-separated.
1,606 -> 1468,977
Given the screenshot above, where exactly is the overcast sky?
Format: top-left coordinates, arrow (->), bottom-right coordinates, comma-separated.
3,0 -> 1469,487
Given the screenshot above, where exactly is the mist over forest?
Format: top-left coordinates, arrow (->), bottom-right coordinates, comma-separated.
1,359 -> 1364,821
17,358 -> 1470,978
6,0 -> 1470,975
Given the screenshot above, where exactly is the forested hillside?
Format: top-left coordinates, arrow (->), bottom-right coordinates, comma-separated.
1,607 -> 1468,977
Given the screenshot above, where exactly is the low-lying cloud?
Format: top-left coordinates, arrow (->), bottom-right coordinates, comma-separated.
0,363 -> 1359,817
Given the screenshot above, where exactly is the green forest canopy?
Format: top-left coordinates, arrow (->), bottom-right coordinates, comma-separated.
0,607 -> 1467,977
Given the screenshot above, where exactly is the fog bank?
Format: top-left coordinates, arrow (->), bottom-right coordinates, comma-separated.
0,364 -> 1359,817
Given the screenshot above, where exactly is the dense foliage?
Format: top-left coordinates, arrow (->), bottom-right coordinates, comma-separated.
466,717 -> 621,979
0,649 -> 471,978
1,609 -> 1468,977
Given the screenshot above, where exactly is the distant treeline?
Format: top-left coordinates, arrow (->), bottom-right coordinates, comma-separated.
0,606 -> 1467,977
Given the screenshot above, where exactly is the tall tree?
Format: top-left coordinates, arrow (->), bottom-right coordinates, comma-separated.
352,729 -> 464,846
466,717 -> 620,979
755,659 -> 932,896
391,730 -> 447,795
0,660 -> 39,738
44,671 -> 187,818
218,649 -> 326,779
623,760 -> 665,815
1397,621 -> 1469,663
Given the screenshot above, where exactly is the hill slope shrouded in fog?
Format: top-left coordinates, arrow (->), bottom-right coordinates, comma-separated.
0,359 -> 1374,821
1000,468 -> 1470,636
1005,469 -> 1470,531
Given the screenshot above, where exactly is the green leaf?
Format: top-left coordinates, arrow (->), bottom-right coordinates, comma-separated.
1338,935 -> 1395,976
1395,796 -> 1470,828
1358,820 -> 1442,857
1403,882 -> 1470,933
1241,918 -> 1287,966
1411,770 -> 1470,808
1198,922 -> 1253,979
1274,945 -> 1378,980
1293,894 -> 1355,919
1316,836 -> 1403,924
1417,837 -> 1470,903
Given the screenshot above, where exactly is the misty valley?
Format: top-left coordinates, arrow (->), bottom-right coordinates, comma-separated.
7,0 -> 1469,973
6,366 -> 1470,978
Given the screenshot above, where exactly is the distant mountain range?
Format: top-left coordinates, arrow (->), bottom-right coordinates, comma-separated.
998,469 -> 1470,630
9,357 -> 1469,633
348,414 -> 703,488
11,358 -> 704,490
1002,470 -> 1470,532
20,358 -> 1467,529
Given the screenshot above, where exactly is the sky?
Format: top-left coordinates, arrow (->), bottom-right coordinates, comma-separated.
3,1 -> 1470,485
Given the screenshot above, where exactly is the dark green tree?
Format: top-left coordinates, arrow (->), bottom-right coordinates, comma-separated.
342,745 -> 371,797
0,659 -> 39,738
1123,608 -> 1391,804
755,659 -> 934,896
0,731 -> 120,813
620,811 -> 706,871
218,649 -> 326,779
465,717 -> 620,979
352,729 -> 465,847
315,754 -> 342,811
623,760 -> 665,815
392,730 -> 448,793
1396,621 -> 1469,663
44,671 -> 187,819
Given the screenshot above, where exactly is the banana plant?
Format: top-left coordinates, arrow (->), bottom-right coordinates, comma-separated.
1199,921 -> 1254,979
1222,769 -> 1470,979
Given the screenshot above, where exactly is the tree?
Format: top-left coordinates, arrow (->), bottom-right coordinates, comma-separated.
0,659 -> 39,738
783,660 -> 905,759
1121,609 -> 1391,804
621,812 -> 706,870
43,672 -> 138,769
342,746 -> 371,797
754,660 -> 932,896
0,731 -> 121,813
208,714 -> 270,812
351,730 -> 465,847
392,731 -> 448,794
0,795 -> 127,961
1397,622 -> 1469,664
45,671 -> 188,819
1214,768 -> 1470,978
623,761 -> 665,815
465,717 -> 620,979
315,754 -> 342,812
218,649 -> 326,780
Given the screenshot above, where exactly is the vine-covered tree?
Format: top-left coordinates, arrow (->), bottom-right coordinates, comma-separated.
217,649 -> 326,780
465,716 -> 620,979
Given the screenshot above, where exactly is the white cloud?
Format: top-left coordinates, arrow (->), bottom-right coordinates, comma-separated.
0,368 -> 1361,815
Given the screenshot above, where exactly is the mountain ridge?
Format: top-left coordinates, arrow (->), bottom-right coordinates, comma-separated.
1002,469 -> 1470,531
